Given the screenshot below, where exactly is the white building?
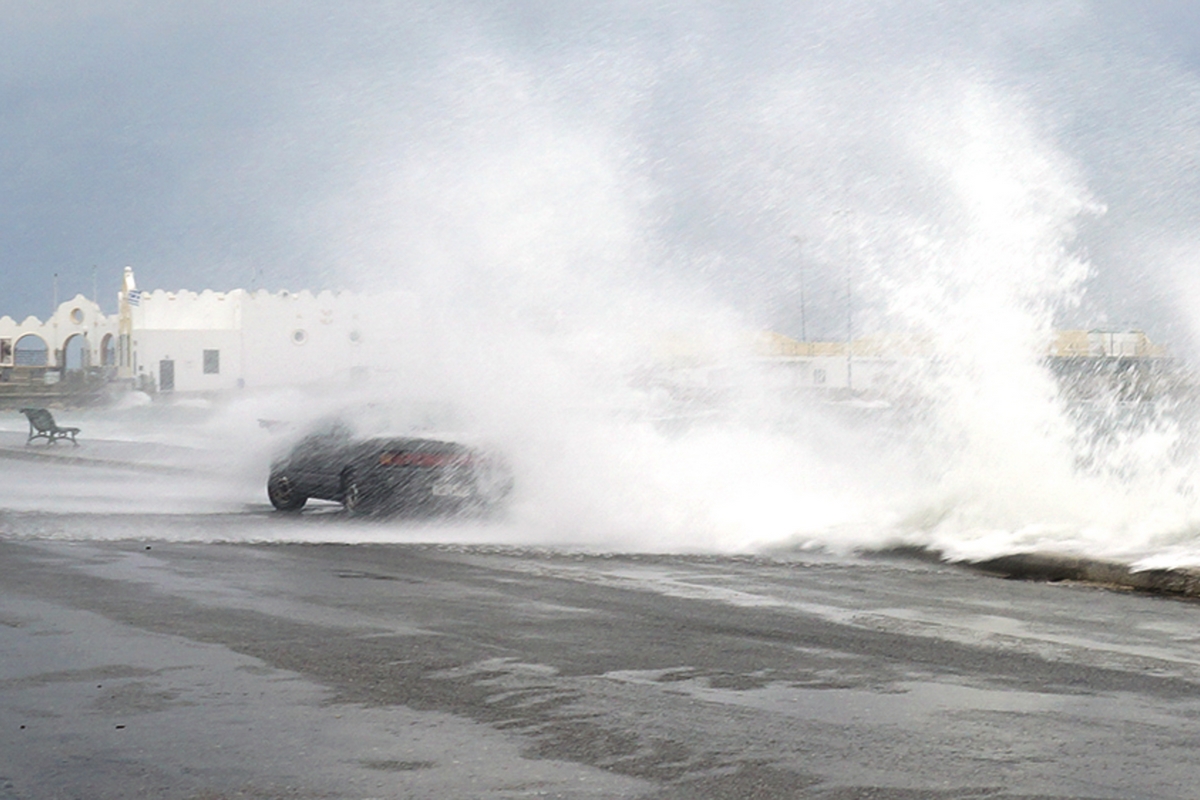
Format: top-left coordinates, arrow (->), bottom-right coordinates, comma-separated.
0,267 -> 420,395
0,294 -> 112,379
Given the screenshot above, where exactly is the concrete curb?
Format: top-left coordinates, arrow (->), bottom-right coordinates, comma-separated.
0,445 -> 196,475
967,552 -> 1200,599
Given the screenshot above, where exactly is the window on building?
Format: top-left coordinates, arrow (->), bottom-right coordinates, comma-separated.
203,349 -> 220,375
813,368 -> 826,385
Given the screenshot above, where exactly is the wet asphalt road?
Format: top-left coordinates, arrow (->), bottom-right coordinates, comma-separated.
3,531 -> 1200,799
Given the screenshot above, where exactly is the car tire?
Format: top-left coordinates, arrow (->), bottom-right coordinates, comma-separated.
267,473 -> 307,511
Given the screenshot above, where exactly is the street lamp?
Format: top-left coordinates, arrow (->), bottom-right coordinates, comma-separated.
846,258 -> 853,392
791,236 -> 808,343
830,210 -> 855,393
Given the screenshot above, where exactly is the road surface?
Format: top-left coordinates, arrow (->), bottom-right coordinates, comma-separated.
3,528 -> 1200,799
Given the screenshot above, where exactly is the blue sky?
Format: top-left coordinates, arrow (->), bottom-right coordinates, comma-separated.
5,1 -> 1200,350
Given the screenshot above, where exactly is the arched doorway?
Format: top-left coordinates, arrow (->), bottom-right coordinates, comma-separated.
63,334 -> 89,371
13,334 -> 48,366
100,333 -> 116,366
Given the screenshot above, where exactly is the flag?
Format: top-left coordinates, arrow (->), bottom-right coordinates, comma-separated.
127,289 -> 142,307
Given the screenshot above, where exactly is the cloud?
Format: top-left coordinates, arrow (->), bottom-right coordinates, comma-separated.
3,0 -> 1200,353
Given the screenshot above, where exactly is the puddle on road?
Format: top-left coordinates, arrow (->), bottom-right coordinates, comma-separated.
601,668 -> 1200,732
604,670 -> 1053,723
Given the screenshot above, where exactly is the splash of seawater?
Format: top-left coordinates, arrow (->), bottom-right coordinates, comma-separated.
9,2 -> 1200,569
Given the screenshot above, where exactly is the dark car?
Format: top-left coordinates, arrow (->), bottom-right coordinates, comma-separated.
267,426 -> 513,515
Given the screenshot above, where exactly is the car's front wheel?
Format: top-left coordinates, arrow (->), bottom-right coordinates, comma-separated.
341,469 -> 372,516
267,473 -> 307,511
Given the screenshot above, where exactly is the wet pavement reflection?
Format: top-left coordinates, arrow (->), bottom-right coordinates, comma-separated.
3,536 -> 1200,798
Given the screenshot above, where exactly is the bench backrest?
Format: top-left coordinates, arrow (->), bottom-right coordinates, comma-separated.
19,408 -> 58,431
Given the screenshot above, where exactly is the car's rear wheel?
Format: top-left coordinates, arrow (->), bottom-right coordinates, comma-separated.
267,473 -> 307,511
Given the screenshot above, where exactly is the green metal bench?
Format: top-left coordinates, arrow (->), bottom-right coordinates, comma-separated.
19,408 -> 81,446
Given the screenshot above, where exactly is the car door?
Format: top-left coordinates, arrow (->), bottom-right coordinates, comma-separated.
287,430 -> 351,501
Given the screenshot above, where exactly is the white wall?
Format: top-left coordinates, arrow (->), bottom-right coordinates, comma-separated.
757,356 -> 895,392
133,329 -> 244,392
127,286 -> 423,393
240,290 -> 368,389
131,289 -> 241,331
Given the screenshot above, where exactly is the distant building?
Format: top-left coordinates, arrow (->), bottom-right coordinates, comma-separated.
753,331 -> 932,394
639,328 -> 1178,405
1048,329 -> 1167,358
1047,329 -> 1175,401
0,291 -> 112,403
0,267 -> 419,400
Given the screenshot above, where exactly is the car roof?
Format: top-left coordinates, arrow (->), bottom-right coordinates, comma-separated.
360,436 -> 470,450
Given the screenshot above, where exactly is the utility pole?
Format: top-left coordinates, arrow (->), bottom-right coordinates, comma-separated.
829,208 -> 855,392
791,236 -> 808,343
52,272 -> 59,371
846,263 -> 853,392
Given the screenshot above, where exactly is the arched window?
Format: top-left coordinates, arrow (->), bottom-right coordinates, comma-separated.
101,333 -> 116,366
63,334 -> 89,371
13,334 -> 48,367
